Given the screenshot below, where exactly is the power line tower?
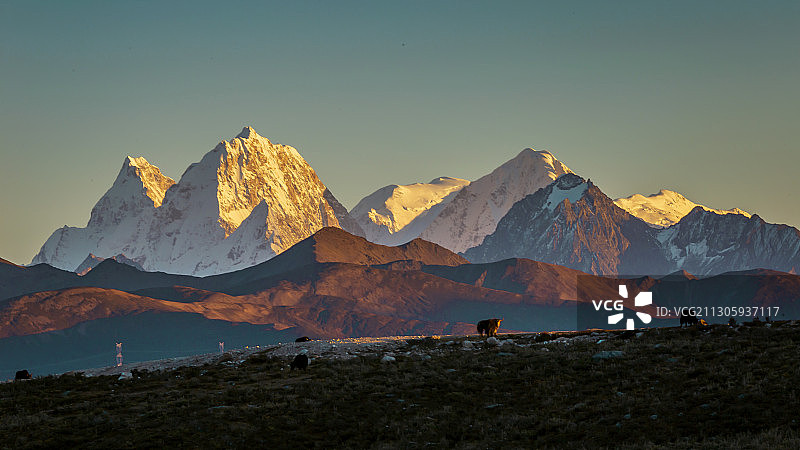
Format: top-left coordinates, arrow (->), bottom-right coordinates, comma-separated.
219,341 -> 224,354
115,342 -> 123,367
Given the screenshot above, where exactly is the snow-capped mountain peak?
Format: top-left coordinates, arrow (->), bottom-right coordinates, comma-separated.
156,126 -> 334,238
418,148 -> 573,253
31,155 -> 176,271
88,156 -> 175,228
32,127 -> 362,276
235,125 -> 259,140
351,176 -> 470,245
614,189 -> 751,228
466,175 -> 799,276
124,156 -> 174,208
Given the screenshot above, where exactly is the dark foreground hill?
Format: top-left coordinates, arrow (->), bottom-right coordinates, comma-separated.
2,323 -> 800,448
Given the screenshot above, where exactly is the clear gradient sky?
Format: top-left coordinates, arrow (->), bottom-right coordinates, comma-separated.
1,1 -> 798,265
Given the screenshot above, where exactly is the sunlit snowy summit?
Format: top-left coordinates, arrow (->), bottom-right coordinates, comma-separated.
32,127 -> 363,276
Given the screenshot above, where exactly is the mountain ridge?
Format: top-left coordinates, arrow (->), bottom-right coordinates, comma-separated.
465,174 -> 800,276
6,225 -> 800,377
418,148 -> 573,253
31,127 -> 363,276
351,177 -> 470,245
615,189 -> 751,228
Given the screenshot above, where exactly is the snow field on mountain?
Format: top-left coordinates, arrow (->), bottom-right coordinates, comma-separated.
615,189 -> 750,228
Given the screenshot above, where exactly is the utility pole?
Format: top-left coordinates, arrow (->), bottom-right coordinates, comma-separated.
115,342 -> 123,367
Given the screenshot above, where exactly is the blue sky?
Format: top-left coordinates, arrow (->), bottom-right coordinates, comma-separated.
1,1 -> 798,264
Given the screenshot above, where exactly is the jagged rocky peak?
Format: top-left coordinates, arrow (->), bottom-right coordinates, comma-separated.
463,173 -> 669,275
31,126 -> 363,276
466,173 -> 800,277
87,156 -> 175,228
235,125 -> 261,140
615,188 -> 751,228
124,156 -> 175,208
170,125 -> 334,237
136,125 -> 363,274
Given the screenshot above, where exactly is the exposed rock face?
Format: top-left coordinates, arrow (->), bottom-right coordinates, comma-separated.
31,127 -> 363,276
656,208 -> 800,275
419,149 -> 573,253
464,174 -> 669,275
464,174 -> 800,276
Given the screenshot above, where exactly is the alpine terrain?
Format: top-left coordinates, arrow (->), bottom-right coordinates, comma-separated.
418,148 -> 573,253
31,127 -> 364,276
615,189 -> 751,228
350,177 -> 470,245
465,174 -> 800,276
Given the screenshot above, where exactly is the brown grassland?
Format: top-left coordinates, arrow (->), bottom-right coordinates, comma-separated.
2,322 -> 800,449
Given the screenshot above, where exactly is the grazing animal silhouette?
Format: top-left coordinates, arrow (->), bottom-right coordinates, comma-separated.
295,336 -> 311,342
290,354 -> 309,371
15,370 -> 32,380
679,309 -> 699,327
616,330 -> 637,340
477,318 -> 502,337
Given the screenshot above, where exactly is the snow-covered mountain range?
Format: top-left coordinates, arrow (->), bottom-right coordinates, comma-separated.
32,127 -> 363,275
615,189 -> 751,228
464,174 -> 800,276
29,126 -> 796,278
351,149 -> 573,252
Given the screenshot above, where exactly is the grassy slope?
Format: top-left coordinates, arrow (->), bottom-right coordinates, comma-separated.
2,323 -> 800,449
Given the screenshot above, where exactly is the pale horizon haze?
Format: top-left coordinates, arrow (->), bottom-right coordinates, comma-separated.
1,1 -> 798,265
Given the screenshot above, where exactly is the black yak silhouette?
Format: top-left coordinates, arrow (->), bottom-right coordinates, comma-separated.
290,354 -> 309,370
679,309 -> 699,327
477,318 -> 502,337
